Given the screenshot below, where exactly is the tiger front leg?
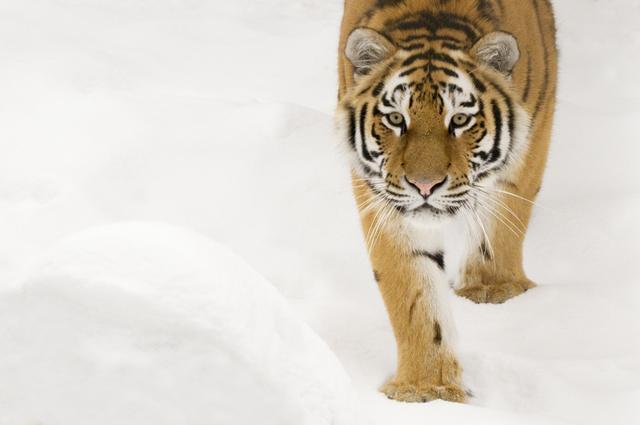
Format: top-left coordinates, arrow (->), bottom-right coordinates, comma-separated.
457,182 -> 538,304
456,107 -> 554,304
362,209 -> 466,403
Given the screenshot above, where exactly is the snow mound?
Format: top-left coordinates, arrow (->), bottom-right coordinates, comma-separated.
0,222 -> 355,425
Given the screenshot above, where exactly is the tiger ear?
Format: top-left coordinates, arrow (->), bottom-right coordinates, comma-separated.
471,31 -> 520,75
345,28 -> 396,76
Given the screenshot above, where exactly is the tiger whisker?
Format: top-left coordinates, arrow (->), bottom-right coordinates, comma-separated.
469,205 -> 496,271
478,186 -> 549,212
473,197 -> 524,239
370,203 -> 397,251
471,190 -> 527,233
366,201 -> 394,252
360,196 -> 387,215
460,200 -> 487,265
472,188 -> 527,228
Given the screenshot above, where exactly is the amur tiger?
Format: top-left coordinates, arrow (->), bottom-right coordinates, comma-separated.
337,0 -> 557,403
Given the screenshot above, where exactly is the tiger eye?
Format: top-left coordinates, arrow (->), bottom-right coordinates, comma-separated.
388,112 -> 405,126
451,113 -> 470,127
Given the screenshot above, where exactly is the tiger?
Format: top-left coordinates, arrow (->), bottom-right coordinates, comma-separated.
336,0 -> 557,403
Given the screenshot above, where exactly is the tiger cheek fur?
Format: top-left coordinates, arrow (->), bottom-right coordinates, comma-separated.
337,0 -> 557,403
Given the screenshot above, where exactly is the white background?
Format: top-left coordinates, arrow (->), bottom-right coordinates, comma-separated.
0,0 -> 639,424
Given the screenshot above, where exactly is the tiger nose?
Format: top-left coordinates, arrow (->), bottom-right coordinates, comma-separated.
406,176 -> 447,198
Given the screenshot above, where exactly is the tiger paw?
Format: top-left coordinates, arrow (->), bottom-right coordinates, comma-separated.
455,279 -> 536,304
381,379 -> 467,403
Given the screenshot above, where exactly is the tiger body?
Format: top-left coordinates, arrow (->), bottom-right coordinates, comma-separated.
336,0 -> 557,402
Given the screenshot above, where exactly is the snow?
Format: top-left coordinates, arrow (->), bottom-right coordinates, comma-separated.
0,223 -> 355,425
0,0 -> 638,424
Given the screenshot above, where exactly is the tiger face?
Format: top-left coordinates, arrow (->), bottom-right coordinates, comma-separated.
339,28 -> 530,220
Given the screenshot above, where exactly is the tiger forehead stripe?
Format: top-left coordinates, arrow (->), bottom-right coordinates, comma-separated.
400,64 -> 459,79
401,50 -> 459,68
399,34 -> 467,49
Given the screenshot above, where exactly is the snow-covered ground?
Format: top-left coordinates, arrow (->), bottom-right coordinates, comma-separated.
0,1 -> 638,424
0,223 -> 355,425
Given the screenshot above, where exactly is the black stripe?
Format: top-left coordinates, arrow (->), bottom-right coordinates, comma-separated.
471,128 -> 488,151
348,107 -> 356,150
436,66 -> 459,78
474,151 -> 489,162
522,54 -> 532,102
399,43 -> 426,51
477,98 -> 485,115
392,83 -> 406,98
448,83 -> 462,93
400,64 -> 459,78
372,82 -> 385,97
434,13 -> 481,40
489,100 -> 503,163
387,181 -> 404,191
414,250 -> 445,270
441,42 -> 463,51
484,76 -> 515,137
371,126 -> 381,144
387,12 -> 480,41
363,166 -> 383,179
433,321 -> 442,345
401,50 -> 458,67
401,34 -> 465,45
479,76 -> 516,170
470,76 -> 487,93
399,67 -> 420,78
448,181 -> 468,190
442,189 -> 469,198
359,104 -> 373,162
464,66 -> 487,93
460,94 -> 477,108
386,189 -> 409,198
474,172 -> 489,182
436,93 -> 445,114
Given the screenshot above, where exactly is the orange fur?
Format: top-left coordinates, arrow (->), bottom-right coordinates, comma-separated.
337,0 -> 557,402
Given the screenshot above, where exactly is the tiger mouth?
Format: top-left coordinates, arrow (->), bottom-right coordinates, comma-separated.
398,201 -> 462,217
365,178 -> 465,217
377,192 -> 464,217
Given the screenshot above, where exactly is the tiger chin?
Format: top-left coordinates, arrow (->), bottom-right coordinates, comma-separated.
336,0 -> 557,403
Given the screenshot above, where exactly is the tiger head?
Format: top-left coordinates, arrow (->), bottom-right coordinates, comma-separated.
338,28 -> 530,220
